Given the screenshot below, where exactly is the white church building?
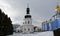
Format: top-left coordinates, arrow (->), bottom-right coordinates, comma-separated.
22,5 -> 34,33
16,5 -> 34,33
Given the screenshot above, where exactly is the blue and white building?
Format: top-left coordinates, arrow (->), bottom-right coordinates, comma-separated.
42,5 -> 60,31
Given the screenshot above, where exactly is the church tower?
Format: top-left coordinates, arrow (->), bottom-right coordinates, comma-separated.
24,4 -> 32,25
22,4 -> 34,33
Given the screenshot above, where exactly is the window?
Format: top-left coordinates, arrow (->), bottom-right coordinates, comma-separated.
28,28 -> 30,31
28,21 -> 29,24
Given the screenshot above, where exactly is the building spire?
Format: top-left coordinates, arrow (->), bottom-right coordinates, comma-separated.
26,2 -> 30,14
27,3 -> 29,8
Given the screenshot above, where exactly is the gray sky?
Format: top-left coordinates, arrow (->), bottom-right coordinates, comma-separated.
0,0 -> 60,27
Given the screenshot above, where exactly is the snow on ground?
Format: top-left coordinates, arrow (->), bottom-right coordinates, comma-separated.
7,31 -> 54,36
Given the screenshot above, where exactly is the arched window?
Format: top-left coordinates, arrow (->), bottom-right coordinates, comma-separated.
28,21 -> 29,24
28,28 -> 30,31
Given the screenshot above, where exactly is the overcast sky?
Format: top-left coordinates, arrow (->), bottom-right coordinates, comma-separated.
0,0 -> 60,27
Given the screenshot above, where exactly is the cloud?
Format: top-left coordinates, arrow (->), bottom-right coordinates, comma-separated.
0,0 -> 11,8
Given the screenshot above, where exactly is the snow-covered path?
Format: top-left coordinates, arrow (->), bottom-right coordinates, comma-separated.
7,31 -> 54,36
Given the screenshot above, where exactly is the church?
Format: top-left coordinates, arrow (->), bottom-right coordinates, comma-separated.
15,4 -> 41,33
21,4 -> 34,33
15,4 -> 34,33
42,5 -> 60,31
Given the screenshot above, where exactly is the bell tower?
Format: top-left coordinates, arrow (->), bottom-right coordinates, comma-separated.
22,3 -> 34,33
24,4 -> 32,25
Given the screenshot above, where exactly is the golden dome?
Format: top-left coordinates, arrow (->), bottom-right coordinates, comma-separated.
55,5 -> 60,11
